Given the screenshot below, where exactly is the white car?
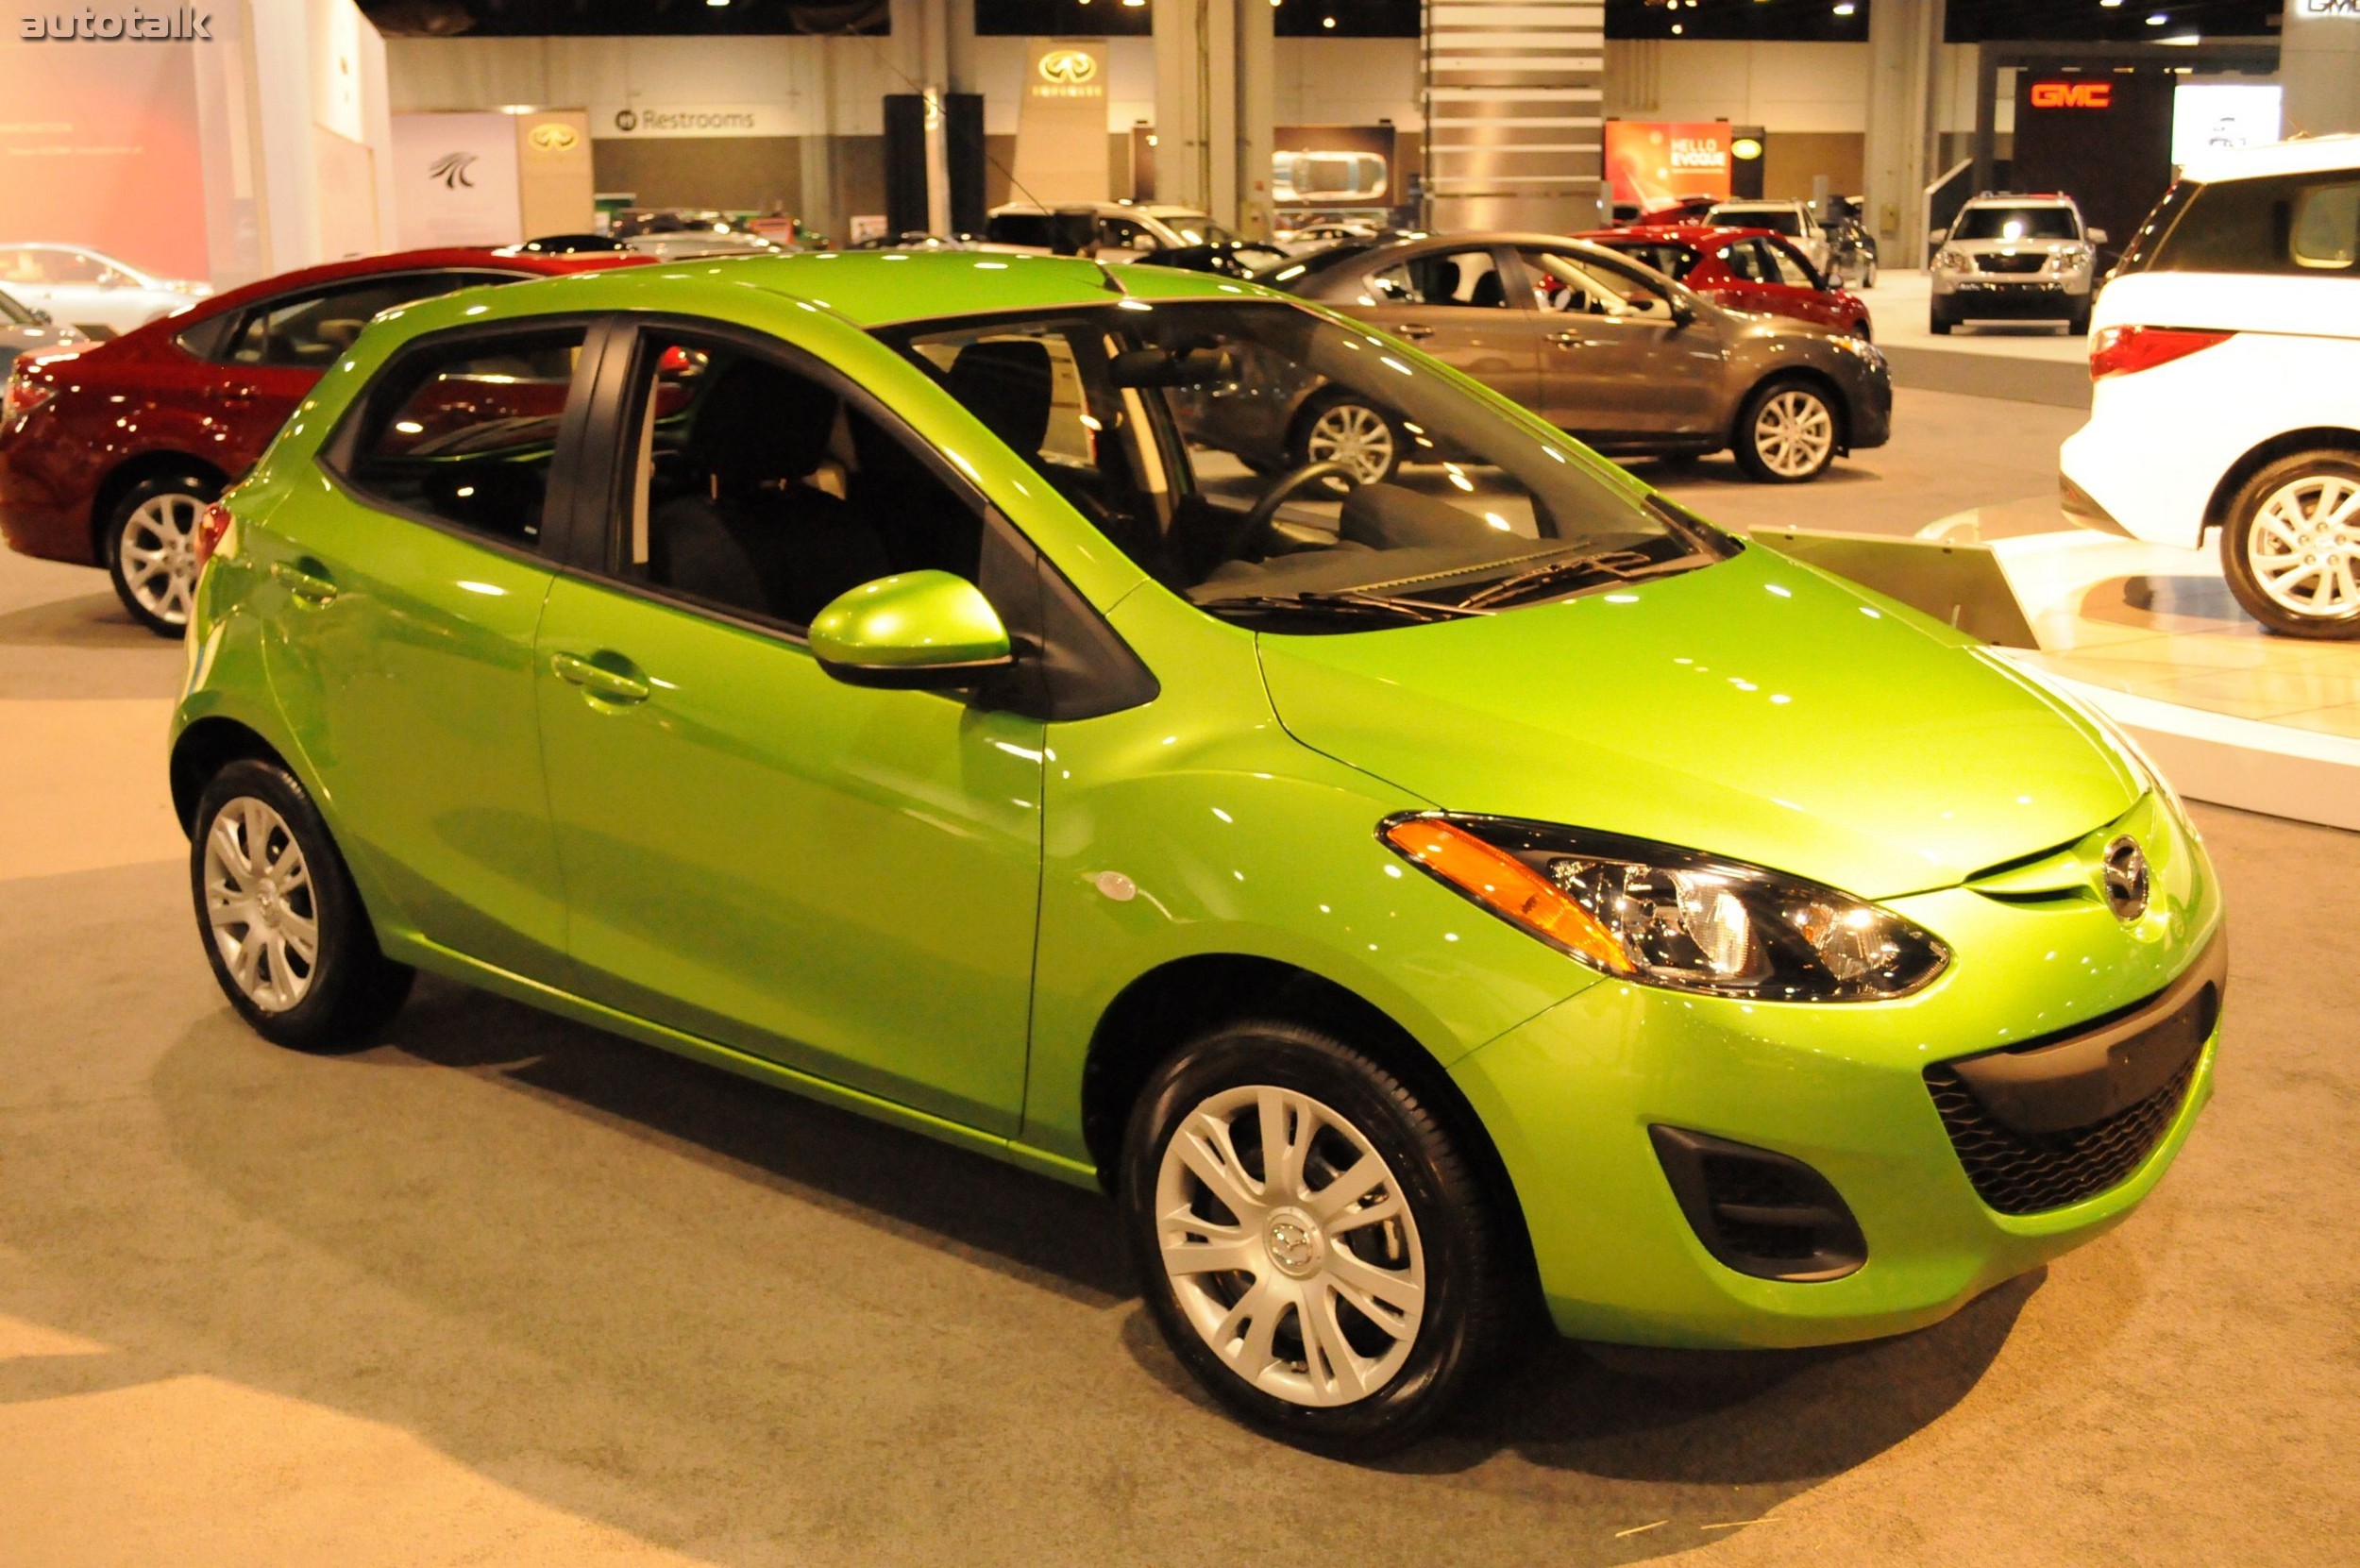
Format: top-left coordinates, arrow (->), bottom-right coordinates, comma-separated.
1703,200 -> 1831,275
2060,135 -> 2360,638
0,244 -> 208,338
983,202 -> 1233,262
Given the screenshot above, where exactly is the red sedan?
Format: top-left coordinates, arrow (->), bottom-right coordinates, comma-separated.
1576,224 -> 1873,341
0,245 -> 642,633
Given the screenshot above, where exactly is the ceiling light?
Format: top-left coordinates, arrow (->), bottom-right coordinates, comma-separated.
1833,1 -> 1856,12
1671,21 -> 1683,31
2146,10 -> 2167,22
1323,12 -> 1336,24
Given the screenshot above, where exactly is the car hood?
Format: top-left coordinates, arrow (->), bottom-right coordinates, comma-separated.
1256,545 -> 2139,901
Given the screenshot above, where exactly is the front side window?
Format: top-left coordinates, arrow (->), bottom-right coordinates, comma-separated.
2292,182 -> 2360,270
1952,206 -> 2080,242
613,331 -> 985,631
225,272 -> 514,368
1368,248 -> 1511,308
1758,239 -> 1821,289
341,326 -> 587,545
1601,241 -> 1697,280
886,301 -> 1727,632
1517,250 -> 1678,320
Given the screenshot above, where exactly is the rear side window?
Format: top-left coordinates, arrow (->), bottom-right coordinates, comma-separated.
216,272 -> 518,368
1602,241 -> 1696,279
2130,173 -> 2360,278
340,326 -> 588,546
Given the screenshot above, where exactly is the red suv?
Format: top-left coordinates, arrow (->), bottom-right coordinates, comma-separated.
0,246 -> 642,633
1576,225 -> 1872,341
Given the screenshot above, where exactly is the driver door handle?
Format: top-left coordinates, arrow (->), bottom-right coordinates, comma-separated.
1395,323 -> 1435,340
550,651 -> 651,706
1546,330 -> 1582,347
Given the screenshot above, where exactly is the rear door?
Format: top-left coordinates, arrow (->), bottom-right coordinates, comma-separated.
1351,245 -> 1542,413
258,317 -> 600,983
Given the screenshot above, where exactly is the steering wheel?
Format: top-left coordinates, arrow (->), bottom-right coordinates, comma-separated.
1239,459 -> 1360,545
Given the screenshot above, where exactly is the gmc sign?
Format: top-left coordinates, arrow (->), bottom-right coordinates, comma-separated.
2030,81 -> 2115,110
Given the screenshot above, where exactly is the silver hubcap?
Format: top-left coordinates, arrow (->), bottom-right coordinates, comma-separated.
203,797 -> 319,1013
117,491 -> 204,627
2248,473 -> 2360,621
1155,1084 -> 1425,1408
1305,405 -> 1395,485
1752,389 -> 1834,478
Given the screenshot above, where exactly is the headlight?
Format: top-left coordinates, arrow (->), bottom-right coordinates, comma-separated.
1381,815 -> 1949,1002
1932,247 -> 1972,273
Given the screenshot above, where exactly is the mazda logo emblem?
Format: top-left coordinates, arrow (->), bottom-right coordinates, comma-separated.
2101,835 -> 2149,921
1038,49 -> 1098,84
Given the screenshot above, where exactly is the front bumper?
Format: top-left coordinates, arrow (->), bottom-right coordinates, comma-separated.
1930,276 -> 2088,318
1452,793 -> 2219,1349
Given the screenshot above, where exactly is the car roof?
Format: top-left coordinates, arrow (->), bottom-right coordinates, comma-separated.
1959,193 -> 2077,207
1583,225 -> 1775,245
187,246 -> 641,317
2179,131 -> 2360,185
436,249 -> 1253,330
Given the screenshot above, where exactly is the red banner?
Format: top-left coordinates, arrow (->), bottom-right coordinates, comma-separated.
1605,122 -> 1733,212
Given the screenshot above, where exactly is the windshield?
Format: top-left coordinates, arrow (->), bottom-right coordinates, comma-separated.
1595,240 -> 1697,279
885,300 -> 1725,632
1953,206 -> 2079,242
1157,211 -> 1236,246
1713,207 -> 1802,237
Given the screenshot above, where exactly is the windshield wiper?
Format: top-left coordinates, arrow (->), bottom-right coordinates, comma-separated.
1453,547 -> 1700,611
1199,589 -> 1492,625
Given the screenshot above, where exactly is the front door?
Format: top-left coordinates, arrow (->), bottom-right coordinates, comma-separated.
532,324 -> 1043,1133
257,319 -> 592,983
1516,247 -> 1719,440
1353,244 -> 1543,413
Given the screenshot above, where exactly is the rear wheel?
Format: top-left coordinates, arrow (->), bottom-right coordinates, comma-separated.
1119,1020 -> 1521,1457
2219,450 -> 2360,639
104,471 -> 217,637
1733,379 -> 1839,484
1292,395 -> 1401,486
191,758 -> 415,1051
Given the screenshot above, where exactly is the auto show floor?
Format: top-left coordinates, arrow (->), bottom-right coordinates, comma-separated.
4,395 -> 2356,1567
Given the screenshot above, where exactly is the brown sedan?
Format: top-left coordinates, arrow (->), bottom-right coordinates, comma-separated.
1251,232 -> 1892,483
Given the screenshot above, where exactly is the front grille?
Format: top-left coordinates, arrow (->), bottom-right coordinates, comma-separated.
1975,253 -> 2048,274
1926,1046 -> 2200,1216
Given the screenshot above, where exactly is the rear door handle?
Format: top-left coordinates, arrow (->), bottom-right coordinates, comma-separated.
1395,323 -> 1435,340
269,560 -> 337,605
1546,330 -> 1582,347
550,650 -> 651,705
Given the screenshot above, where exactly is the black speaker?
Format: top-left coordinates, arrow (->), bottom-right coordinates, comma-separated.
884,93 -> 928,238
946,93 -> 986,237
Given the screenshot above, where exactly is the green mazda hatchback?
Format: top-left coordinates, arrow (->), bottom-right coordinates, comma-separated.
170,253 -> 2223,1454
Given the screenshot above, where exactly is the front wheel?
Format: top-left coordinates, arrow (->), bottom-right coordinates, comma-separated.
1733,379 -> 1840,484
1119,1020 -> 1521,1457
1292,396 -> 1401,486
105,471 -> 218,637
2219,450 -> 2360,639
191,758 -> 415,1051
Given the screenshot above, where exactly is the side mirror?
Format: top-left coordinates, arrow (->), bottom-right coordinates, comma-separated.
29,307 -> 50,324
2087,227 -> 2110,245
808,570 -> 1014,690
1930,228 -> 1949,245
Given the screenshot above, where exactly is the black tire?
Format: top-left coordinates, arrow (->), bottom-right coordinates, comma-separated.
1290,393 -> 1403,486
1929,307 -> 1954,336
1119,1020 -> 1522,1457
1731,376 -> 1840,485
2217,448 -> 2360,640
1863,261 -> 1878,289
2065,300 -> 2092,336
190,758 -> 415,1051
103,470 -> 218,638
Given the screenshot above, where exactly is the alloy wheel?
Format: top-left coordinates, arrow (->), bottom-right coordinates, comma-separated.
1155,1083 -> 1426,1408
1305,404 -> 1396,486
2247,473 -> 2360,622
117,491 -> 205,628
202,796 -> 320,1013
1751,389 -> 1834,479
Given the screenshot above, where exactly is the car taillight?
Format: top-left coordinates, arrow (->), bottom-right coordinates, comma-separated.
2089,325 -> 2232,380
2,372 -> 55,423
194,501 -> 234,568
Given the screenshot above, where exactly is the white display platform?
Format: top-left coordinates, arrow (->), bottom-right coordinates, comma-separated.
1977,529 -> 2360,832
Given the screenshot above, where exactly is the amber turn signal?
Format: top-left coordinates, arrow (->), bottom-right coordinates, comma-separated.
1381,816 -> 1633,973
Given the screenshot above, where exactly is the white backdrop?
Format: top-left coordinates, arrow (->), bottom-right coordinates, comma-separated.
391,112 -> 525,248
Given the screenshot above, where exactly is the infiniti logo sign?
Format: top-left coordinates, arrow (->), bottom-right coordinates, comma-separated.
2101,835 -> 2150,921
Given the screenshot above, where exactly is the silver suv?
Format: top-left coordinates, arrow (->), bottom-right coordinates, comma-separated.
1929,193 -> 2107,335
